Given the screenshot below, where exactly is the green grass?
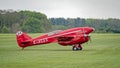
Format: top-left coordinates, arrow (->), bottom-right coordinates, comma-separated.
0,33 -> 120,68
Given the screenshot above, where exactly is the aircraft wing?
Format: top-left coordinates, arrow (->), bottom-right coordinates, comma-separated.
56,35 -> 75,42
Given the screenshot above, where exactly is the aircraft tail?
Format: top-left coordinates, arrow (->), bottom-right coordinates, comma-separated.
16,31 -> 32,49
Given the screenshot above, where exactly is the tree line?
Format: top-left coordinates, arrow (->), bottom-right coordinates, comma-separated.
50,18 -> 120,33
0,9 -> 120,33
0,9 -> 51,33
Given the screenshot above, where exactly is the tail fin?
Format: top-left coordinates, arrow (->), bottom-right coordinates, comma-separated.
16,31 -> 32,49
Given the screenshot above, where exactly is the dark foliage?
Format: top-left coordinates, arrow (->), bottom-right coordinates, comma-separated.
0,9 -> 120,33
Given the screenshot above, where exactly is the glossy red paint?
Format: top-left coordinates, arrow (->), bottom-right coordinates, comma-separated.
16,27 -> 94,50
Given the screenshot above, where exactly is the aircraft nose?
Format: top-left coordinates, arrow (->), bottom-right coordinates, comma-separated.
84,27 -> 95,34
92,28 -> 95,31
89,27 -> 95,33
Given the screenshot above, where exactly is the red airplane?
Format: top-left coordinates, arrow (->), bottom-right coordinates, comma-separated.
16,27 -> 94,51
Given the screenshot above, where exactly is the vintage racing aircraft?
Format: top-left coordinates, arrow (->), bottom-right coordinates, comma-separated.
16,27 -> 94,51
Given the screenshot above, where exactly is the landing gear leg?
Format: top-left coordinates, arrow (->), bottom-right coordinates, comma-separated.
78,44 -> 82,50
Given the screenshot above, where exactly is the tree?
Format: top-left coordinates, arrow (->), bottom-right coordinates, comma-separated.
20,10 -> 52,33
22,17 -> 44,33
1,26 -> 10,33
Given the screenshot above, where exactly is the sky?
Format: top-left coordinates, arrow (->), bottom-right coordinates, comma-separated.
0,0 -> 120,19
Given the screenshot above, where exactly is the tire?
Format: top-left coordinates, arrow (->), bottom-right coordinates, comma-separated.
72,46 -> 77,51
78,47 -> 82,50
72,44 -> 83,51
78,44 -> 82,50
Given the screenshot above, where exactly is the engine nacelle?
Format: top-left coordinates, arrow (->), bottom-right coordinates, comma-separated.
58,34 -> 90,46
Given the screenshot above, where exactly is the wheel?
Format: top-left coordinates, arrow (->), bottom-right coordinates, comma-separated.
78,47 -> 82,50
72,45 -> 77,51
78,44 -> 82,50
72,44 -> 83,51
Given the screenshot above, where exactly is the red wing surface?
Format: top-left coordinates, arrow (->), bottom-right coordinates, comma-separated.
57,36 -> 74,42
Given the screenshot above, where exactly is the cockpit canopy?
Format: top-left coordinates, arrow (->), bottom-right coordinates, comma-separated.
47,30 -> 62,36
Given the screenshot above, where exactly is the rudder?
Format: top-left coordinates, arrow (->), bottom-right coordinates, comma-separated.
16,31 -> 32,49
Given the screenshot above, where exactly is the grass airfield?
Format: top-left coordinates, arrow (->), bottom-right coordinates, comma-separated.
0,33 -> 120,68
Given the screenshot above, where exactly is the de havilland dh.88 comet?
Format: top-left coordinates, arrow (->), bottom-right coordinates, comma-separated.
16,27 -> 95,51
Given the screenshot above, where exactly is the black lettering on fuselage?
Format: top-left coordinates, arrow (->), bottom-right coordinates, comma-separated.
33,38 -> 48,44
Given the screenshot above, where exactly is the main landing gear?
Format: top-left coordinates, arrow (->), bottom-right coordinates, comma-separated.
72,44 -> 82,51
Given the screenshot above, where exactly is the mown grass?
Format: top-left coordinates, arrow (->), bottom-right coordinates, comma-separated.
0,33 -> 120,68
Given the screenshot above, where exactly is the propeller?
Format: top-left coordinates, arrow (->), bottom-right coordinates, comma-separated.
83,27 -> 92,43
89,35 -> 92,43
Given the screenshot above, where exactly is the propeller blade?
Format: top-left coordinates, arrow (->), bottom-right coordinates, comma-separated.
89,36 -> 92,43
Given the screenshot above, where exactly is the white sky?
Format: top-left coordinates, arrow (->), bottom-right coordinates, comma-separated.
0,0 -> 120,18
